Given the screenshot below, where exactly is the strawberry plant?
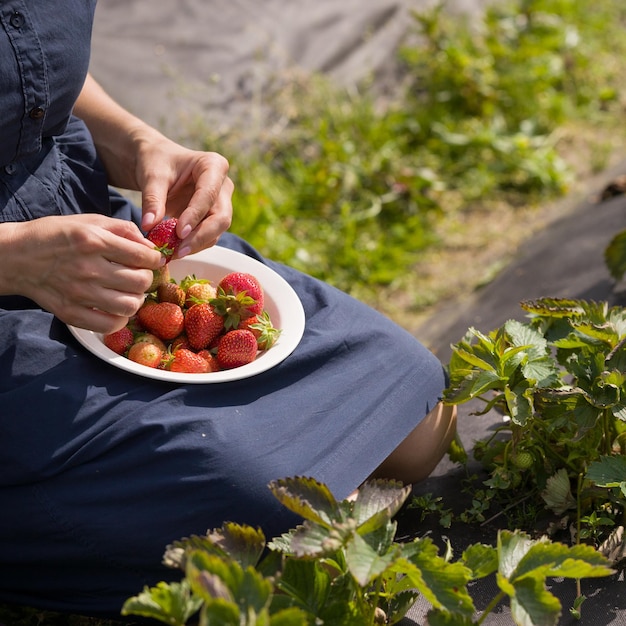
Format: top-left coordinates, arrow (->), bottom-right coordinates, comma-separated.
444,297 -> 626,548
122,476 -> 612,626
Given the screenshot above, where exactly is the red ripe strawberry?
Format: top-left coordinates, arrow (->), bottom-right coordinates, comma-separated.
146,218 -> 181,262
127,341 -> 164,369
212,272 -> 264,329
238,310 -> 281,350
165,348 -> 211,374
197,349 -> 221,372
157,280 -> 186,307
216,329 -> 258,369
137,301 -> 185,341
184,303 -> 225,350
103,326 -> 134,355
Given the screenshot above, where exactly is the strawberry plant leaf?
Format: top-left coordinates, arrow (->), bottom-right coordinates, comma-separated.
396,538 -> 474,615
504,383 -> 534,426
284,521 -> 343,557
586,455 -> 626,488
207,522 -> 267,569
541,469 -> 576,515
444,368 -> 503,404
513,539 -> 614,580
121,580 -> 202,625
605,229 -> 626,281
461,543 -> 499,580
269,476 -> 342,527
345,530 -> 398,586
269,607 -> 311,625
272,558 -> 331,616
351,479 -> 411,532
508,575 -> 562,626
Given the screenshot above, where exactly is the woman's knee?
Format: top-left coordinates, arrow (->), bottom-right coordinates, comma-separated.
370,402 -> 457,485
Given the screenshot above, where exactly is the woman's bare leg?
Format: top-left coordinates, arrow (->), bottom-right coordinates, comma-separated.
369,402 -> 457,485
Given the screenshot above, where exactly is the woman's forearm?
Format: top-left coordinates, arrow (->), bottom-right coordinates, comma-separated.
73,73 -> 163,190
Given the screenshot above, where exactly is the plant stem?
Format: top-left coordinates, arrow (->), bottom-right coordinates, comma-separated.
476,591 -> 507,625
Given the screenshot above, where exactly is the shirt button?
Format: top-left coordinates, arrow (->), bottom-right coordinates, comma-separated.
10,11 -> 24,28
29,106 -> 45,120
4,163 -> 17,175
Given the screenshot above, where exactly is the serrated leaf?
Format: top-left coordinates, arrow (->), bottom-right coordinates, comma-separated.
541,469 -> 576,515
444,368 -> 503,404
505,384 -> 534,426
345,530 -> 397,586
351,479 -> 411,532
206,522 -> 266,569
273,558 -> 331,616
269,607 -> 310,625
605,229 -> 626,281
461,543 -> 499,579
586,455 -> 626,487
514,539 -> 613,580
287,520 -> 343,557
397,539 -> 474,615
497,530 -> 535,580
453,345 -> 497,371
268,476 -> 342,527
520,298 -> 586,318
121,580 -> 202,625
509,575 -> 562,626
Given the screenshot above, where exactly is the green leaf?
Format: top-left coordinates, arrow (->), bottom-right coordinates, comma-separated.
509,575 -> 562,626
605,229 -> 626,281
397,538 -> 474,615
586,455 -> 626,487
345,530 -> 397,586
461,543 -> 499,579
269,607 -> 310,625
286,521 -> 344,557
351,479 -> 412,533
273,558 -> 331,616
541,468 -> 576,515
121,580 -> 202,625
444,368 -> 503,404
268,476 -> 342,527
206,522 -> 267,569
497,530 -> 535,580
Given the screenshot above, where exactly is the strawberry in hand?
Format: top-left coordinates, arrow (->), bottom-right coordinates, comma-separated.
146,218 -> 182,263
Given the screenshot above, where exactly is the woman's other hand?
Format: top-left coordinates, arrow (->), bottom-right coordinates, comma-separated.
1,214 -> 164,333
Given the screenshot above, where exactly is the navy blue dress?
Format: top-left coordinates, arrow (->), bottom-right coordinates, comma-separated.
0,0 -> 447,617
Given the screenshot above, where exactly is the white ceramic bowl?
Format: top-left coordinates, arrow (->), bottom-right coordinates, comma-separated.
68,246 -> 306,383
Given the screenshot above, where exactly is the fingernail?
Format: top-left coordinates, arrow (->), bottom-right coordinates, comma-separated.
180,224 -> 192,239
177,246 -> 191,259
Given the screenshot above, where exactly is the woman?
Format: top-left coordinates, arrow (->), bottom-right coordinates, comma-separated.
0,0 -> 455,618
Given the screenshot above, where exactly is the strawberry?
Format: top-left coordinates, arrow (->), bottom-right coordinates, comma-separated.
137,301 -> 185,341
181,275 -> 217,307
147,264 -> 171,293
146,218 -> 182,262
165,348 -> 211,373
212,272 -> 264,329
197,349 -> 221,372
216,329 -> 258,369
184,303 -> 225,350
133,332 -> 167,353
103,326 -> 134,355
127,341 -> 164,369
157,280 -> 186,307
238,311 -> 281,350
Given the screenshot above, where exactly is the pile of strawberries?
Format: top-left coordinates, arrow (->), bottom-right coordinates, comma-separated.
102,218 -> 280,374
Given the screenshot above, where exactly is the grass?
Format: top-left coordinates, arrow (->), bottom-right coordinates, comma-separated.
4,0 -> 626,623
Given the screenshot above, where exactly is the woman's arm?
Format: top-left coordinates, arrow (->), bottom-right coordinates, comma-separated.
74,73 -> 233,255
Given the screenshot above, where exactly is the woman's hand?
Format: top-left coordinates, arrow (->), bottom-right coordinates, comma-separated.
1,214 -> 164,333
74,75 -> 234,259
132,133 -> 234,259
